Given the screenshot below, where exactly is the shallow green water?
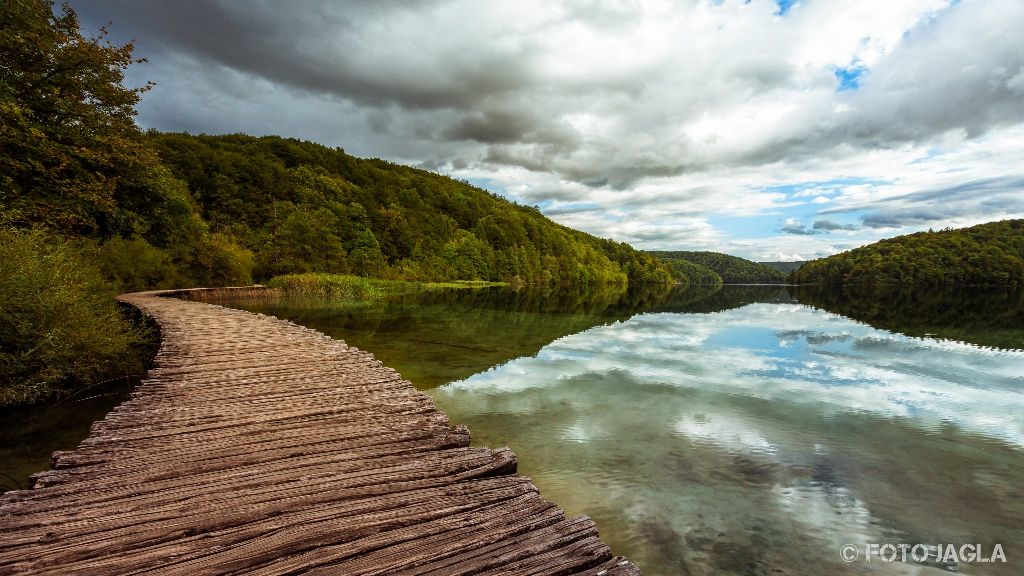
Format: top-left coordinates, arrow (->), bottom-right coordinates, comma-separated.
236,285 -> 1024,575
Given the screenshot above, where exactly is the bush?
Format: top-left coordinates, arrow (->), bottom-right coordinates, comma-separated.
98,237 -> 181,292
0,228 -> 148,406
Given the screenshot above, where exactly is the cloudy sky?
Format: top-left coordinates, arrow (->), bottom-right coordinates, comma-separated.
72,0 -> 1024,260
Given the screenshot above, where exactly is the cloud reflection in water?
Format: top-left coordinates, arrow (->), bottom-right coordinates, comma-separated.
434,304 -> 1024,575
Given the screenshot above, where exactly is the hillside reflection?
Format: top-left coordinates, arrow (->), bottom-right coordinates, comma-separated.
235,283 -> 789,389
792,285 -> 1024,350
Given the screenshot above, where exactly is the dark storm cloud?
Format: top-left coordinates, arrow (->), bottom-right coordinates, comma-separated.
781,220 -> 819,235
442,109 -> 582,148
812,219 -> 860,231
72,0 -> 537,111
71,0 -> 1024,188
860,210 -> 947,229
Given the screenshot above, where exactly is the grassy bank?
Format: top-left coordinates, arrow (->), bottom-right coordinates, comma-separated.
266,272 -> 507,300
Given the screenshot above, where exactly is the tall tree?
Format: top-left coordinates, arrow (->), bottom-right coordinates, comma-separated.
0,0 -> 155,235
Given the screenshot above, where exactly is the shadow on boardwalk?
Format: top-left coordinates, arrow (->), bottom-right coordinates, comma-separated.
0,288 -> 638,575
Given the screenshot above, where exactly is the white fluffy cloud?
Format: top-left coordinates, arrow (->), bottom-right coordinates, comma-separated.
72,0 -> 1024,260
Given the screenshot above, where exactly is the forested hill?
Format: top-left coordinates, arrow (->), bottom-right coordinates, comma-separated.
759,261 -> 803,274
657,257 -> 723,286
789,220 -> 1024,286
146,133 -> 681,286
649,251 -> 787,284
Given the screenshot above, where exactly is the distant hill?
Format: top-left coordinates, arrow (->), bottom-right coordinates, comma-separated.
657,257 -> 723,285
789,220 -> 1024,286
148,133 -> 679,287
759,261 -> 804,274
649,251 -> 788,284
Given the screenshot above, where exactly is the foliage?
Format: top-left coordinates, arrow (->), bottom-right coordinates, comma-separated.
0,1 -> 254,292
649,251 -> 787,284
657,257 -> 723,285
0,0 -> 157,236
0,1 -> 675,290
267,273 -> 418,301
758,261 -> 803,274
148,132 -> 678,286
0,228 -> 148,406
789,220 -> 1024,286
97,237 -> 180,292
267,272 -> 506,301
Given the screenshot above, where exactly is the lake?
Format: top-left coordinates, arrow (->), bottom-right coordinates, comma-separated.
230,284 -> 1023,575
3,284 -> 1022,575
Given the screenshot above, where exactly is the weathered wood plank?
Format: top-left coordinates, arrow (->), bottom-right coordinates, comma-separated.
0,288 -> 639,574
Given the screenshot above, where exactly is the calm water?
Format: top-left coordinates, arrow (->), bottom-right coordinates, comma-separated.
3,284 -> 1022,575
233,285 -> 1024,575
0,379 -> 134,493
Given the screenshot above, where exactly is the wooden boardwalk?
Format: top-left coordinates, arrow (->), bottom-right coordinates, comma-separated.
0,289 -> 639,575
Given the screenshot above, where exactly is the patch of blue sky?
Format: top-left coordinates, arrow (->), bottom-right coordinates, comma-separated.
773,177 -> 890,196
464,176 -> 501,193
463,177 -> 535,207
709,178 -> 888,238
834,64 -> 867,91
775,0 -> 798,16
541,201 -> 602,216
708,214 -> 783,240
907,147 -> 970,174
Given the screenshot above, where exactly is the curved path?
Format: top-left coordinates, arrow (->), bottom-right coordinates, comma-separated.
0,289 -> 638,575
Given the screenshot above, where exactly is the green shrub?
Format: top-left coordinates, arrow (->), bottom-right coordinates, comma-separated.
0,228 -> 147,406
207,233 -> 255,286
98,237 -> 181,292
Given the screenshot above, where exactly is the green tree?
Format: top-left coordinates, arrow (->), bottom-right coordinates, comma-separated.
1,0 -> 156,235
348,229 -> 387,277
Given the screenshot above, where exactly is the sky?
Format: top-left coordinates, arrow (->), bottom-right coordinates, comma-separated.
71,0 -> 1024,261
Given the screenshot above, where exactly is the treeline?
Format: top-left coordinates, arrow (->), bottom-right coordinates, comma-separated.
649,251 -> 787,284
759,261 -> 803,274
143,132 -> 677,287
789,220 -> 1024,286
656,256 -> 723,285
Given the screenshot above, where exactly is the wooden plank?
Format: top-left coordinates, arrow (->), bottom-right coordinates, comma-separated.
0,288 -> 640,574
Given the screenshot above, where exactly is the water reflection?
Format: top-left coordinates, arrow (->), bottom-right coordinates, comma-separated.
237,282 -> 772,389
202,284 -> 1024,574
435,301 -> 1024,575
793,285 -> 1024,350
